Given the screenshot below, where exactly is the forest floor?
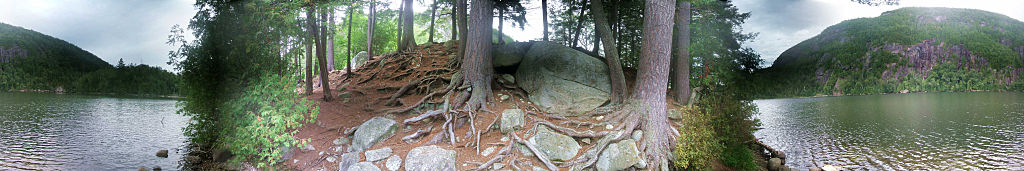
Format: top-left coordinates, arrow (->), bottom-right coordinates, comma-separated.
279,43 -> 742,171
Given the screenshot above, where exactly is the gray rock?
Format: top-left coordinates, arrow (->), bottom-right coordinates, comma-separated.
301,144 -> 316,152
349,117 -> 399,152
769,158 -> 782,171
405,145 -> 457,171
499,94 -> 511,102
492,163 -> 506,170
351,51 -> 369,69
364,147 -> 393,162
156,150 -> 168,158
500,109 -> 525,134
326,156 -> 337,163
385,155 -> 402,171
481,146 -> 497,156
532,166 -> 549,171
138,166 -> 147,171
493,42 -> 533,67
339,152 -> 360,171
152,167 -> 162,171
632,130 -> 643,141
668,108 -> 682,120
581,138 -> 592,145
528,125 -> 582,161
334,137 -> 350,146
516,41 -> 610,116
595,139 -> 642,171
501,74 -> 516,84
347,162 -> 381,171
517,143 -> 534,157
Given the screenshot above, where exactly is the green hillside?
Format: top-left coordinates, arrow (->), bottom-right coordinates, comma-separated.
0,22 -> 112,90
752,7 -> 1024,98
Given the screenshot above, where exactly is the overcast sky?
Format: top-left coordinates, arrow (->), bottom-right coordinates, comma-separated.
733,0 -> 1024,67
2,0 -> 1022,70
0,0 -> 197,71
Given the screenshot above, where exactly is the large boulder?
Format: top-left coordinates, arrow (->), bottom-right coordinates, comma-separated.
351,51 -> 369,69
516,41 -> 610,116
528,125 -> 582,161
595,139 -> 643,171
493,42 -> 534,68
405,145 -> 457,171
349,117 -> 399,152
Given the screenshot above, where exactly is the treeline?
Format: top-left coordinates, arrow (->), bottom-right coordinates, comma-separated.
73,59 -> 179,96
0,22 -> 111,91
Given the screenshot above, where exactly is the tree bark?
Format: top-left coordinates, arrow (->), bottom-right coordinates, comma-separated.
311,3 -> 333,101
462,0 -> 494,111
397,2 -> 405,50
347,3 -> 354,74
498,8 -> 504,44
632,0 -> 675,168
456,0 -> 468,62
305,24 -> 314,95
328,7 -> 336,70
428,0 -> 438,43
570,0 -> 589,47
400,0 -> 415,51
541,0 -> 548,41
450,7 -> 457,41
367,0 -> 376,58
590,0 -> 627,105
671,1 -> 691,105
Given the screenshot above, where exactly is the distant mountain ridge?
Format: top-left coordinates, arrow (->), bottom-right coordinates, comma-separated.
1,22 -> 112,90
753,7 -> 1024,98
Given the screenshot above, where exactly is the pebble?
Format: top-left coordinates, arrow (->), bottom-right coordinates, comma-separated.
326,156 -> 337,163
605,124 -> 614,130
481,147 -> 497,156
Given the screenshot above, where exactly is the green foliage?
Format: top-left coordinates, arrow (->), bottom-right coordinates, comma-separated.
0,22 -> 112,91
720,144 -> 758,171
672,106 -> 723,170
73,62 -> 179,96
221,74 -> 317,168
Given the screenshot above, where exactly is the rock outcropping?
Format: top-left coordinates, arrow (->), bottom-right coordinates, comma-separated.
494,41 -> 611,116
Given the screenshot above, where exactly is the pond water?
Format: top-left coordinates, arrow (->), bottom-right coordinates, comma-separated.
753,92 -> 1024,170
0,92 -> 188,170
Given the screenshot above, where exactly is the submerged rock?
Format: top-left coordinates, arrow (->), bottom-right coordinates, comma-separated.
349,117 -> 399,152
405,145 -> 456,171
156,150 -> 168,158
516,41 -> 610,116
769,158 -> 782,171
528,125 -> 582,161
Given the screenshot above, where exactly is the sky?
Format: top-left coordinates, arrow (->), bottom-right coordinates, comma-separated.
733,0 -> 1024,67
1,0 -> 1022,70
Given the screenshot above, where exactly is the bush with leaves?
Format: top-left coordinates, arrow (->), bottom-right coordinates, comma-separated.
672,106 -> 723,170
220,74 -> 318,168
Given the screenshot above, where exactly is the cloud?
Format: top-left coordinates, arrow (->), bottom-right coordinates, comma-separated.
734,0 -> 1024,67
0,0 -> 197,71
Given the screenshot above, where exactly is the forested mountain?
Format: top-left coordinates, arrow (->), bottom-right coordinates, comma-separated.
752,7 -> 1024,98
0,22 -> 111,90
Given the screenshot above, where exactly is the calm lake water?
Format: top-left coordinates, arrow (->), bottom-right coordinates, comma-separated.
754,92 -> 1024,170
0,92 -> 188,170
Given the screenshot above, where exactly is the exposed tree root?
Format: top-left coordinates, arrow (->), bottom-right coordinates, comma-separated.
402,126 -> 432,144
512,132 -> 558,171
383,89 -> 445,115
403,109 -> 443,125
532,119 -> 609,138
383,80 -> 421,106
474,139 -> 513,171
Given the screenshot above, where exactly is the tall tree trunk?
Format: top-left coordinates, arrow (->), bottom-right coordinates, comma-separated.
397,2 -> 405,50
428,0 -> 437,43
312,4 -> 333,101
401,0 -> 415,51
456,0 -> 468,62
541,0 -> 548,41
570,0 -> 589,47
305,28 -> 314,95
498,8 -> 504,44
592,30 -> 600,53
328,7 -> 336,70
590,0 -> 627,105
632,0 -> 675,168
347,3 -> 354,75
672,1 -> 691,105
450,8 -> 457,41
462,0 -> 494,111
367,0 -> 376,58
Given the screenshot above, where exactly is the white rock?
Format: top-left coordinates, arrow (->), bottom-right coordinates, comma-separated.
385,155 -> 402,171
482,147 -> 497,156
364,147 -> 393,162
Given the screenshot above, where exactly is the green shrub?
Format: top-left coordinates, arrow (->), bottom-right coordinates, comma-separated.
220,74 -> 318,168
720,144 -> 758,171
672,106 -> 723,170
